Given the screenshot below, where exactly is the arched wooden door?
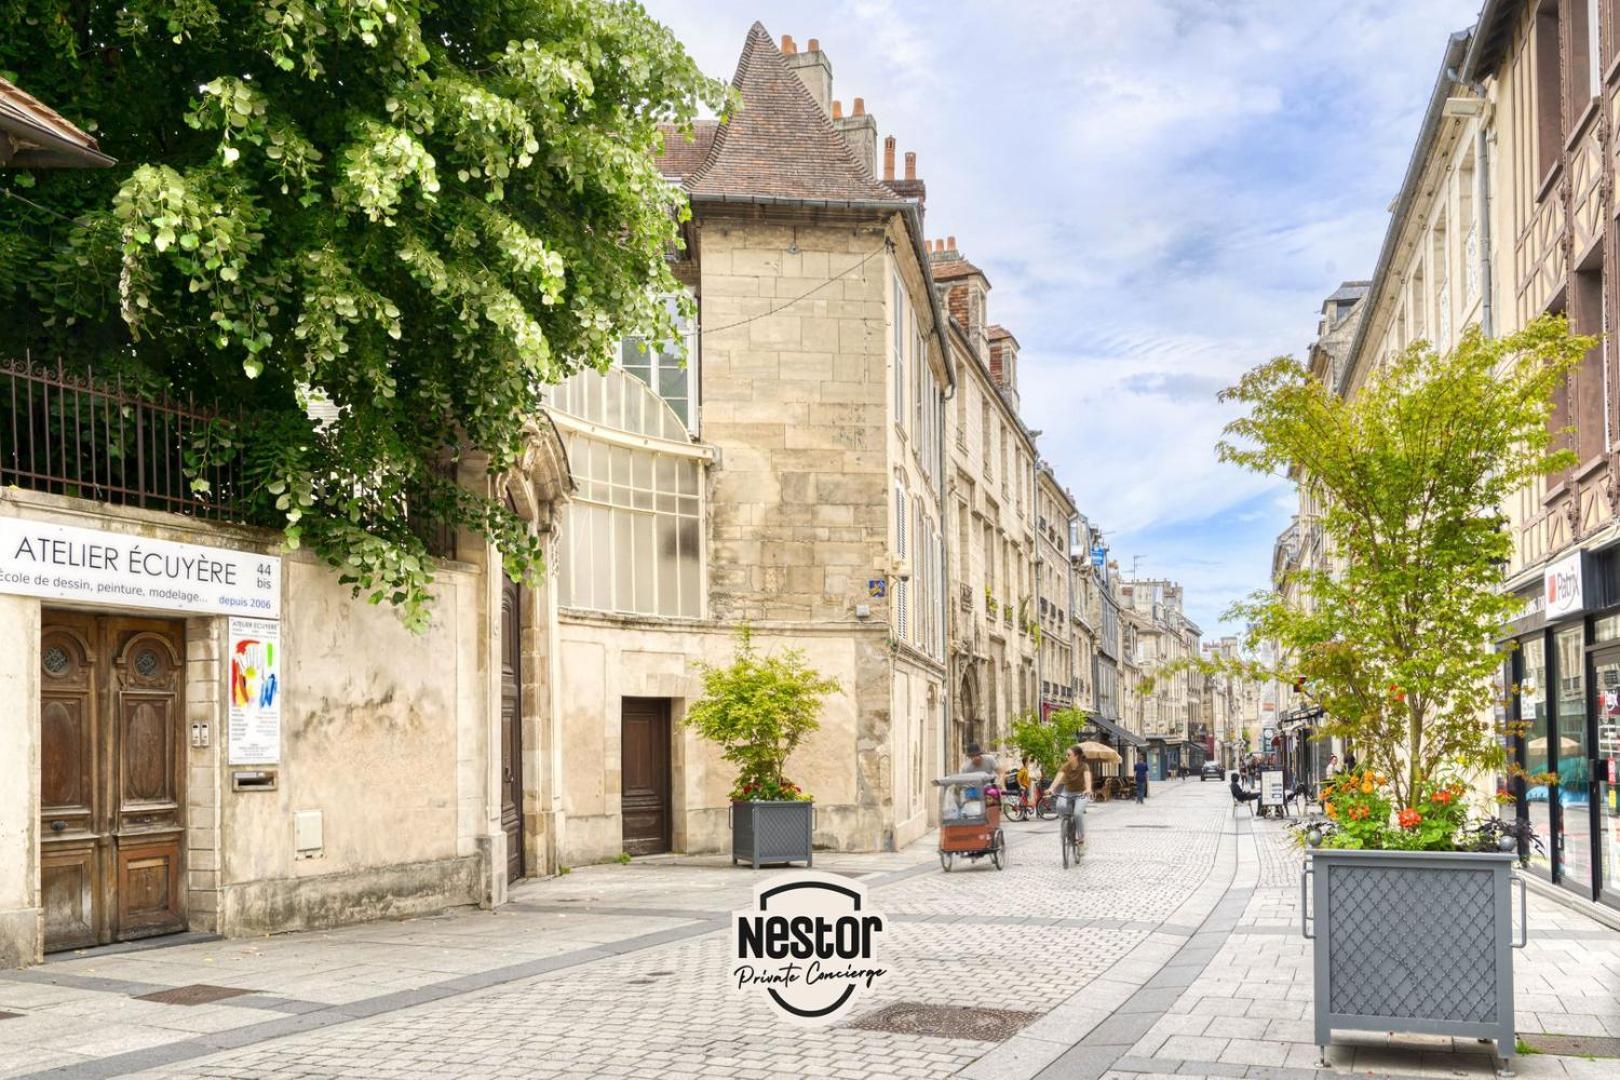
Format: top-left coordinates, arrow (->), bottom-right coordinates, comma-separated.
500,578 -> 526,883
40,613 -> 186,951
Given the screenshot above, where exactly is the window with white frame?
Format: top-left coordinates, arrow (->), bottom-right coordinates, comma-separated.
549,367 -> 704,619
892,274 -> 907,427
894,481 -> 909,639
618,295 -> 698,434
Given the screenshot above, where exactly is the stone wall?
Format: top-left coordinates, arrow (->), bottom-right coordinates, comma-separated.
0,490 -> 497,965
553,613 -> 870,864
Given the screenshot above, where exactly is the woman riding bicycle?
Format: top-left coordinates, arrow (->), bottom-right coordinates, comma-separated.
1049,744 -> 1093,850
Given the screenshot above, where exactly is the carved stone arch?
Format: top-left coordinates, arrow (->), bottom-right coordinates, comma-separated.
498,412 -> 575,533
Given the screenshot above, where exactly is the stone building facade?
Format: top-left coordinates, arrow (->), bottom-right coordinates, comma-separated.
1120,578 -> 1204,779
1035,464 -> 1078,719
934,244 -> 1040,760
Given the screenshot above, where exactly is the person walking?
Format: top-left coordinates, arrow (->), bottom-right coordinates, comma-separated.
1133,755 -> 1149,803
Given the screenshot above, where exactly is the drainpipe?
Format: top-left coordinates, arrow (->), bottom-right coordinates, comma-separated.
938,378 -> 952,782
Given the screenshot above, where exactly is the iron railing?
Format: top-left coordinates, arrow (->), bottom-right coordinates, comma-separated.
2,357 -> 461,559
1,357 -> 249,520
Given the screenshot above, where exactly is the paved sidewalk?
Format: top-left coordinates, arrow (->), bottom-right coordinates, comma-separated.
0,781 -> 1615,1079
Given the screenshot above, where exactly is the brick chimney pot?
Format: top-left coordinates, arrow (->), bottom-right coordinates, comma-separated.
853,97 -> 865,116
904,152 -> 916,181
882,136 -> 896,181
781,34 -> 796,54
832,99 -> 843,119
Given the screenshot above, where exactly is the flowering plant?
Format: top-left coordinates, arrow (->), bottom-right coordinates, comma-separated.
1310,769 -> 1495,853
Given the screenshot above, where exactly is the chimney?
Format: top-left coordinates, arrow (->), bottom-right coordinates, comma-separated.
882,136 -> 896,181
888,149 -> 926,205
783,36 -> 833,116
833,94 -> 877,176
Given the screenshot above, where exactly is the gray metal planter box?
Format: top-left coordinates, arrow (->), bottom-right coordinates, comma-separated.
731,800 -> 813,868
1303,849 -> 1525,1068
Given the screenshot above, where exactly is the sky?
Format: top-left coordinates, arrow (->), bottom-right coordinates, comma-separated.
640,0 -> 1483,638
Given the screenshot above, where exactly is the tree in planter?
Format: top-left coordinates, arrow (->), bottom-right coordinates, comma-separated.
1,0 -> 726,629
684,629 -> 840,803
1208,316 -> 1587,825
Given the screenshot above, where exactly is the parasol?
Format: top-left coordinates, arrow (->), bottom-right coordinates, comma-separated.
1076,741 -> 1122,763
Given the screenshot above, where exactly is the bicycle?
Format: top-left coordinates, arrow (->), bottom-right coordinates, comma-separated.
1034,780 -> 1059,820
1057,794 -> 1086,868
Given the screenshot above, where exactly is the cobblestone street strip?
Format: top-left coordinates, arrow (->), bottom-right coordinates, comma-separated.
1,782 -> 1617,1080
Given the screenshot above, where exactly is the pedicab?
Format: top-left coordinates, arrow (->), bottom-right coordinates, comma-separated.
933,770 -> 1006,872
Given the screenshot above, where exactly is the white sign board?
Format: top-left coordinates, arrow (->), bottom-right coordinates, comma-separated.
228,617 -> 282,765
1544,549 -> 1585,619
0,518 -> 279,617
1260,770 -> 1286,807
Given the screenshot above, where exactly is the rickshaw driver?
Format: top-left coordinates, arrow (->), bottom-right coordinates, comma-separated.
948,742 -> 999,820
1048,744 -> 1093,850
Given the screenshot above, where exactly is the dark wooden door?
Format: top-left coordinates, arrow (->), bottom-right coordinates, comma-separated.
500,579 -> 525,882
41,614 -> 186,951
621,698 -> 671,855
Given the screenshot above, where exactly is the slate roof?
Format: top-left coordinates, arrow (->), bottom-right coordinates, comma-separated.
1325,280 -> 1370,305
0,76 -> 112,168
682,22 -> 903,203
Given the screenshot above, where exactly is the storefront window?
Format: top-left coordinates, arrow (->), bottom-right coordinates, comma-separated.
1521,636 -> 1551,876
1591,646 -> 1620,904
1555,625 -> 1591,891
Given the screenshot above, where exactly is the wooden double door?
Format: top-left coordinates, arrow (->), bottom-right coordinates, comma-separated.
40,612 -> 187,952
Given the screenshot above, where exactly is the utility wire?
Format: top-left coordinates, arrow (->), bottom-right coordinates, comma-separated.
698,240 -> 888,338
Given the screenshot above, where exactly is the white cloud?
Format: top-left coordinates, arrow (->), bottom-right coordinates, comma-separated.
641,0 -> 1479,632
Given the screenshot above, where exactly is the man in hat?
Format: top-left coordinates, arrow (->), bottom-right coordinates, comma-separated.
962,741 -> 999,781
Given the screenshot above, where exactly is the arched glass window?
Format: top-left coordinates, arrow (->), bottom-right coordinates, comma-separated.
547,368 -> 704,618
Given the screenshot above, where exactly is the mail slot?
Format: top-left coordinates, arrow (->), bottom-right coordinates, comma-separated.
231,770 -> 278,792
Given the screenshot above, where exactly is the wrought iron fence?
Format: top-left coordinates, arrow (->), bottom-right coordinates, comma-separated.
2,358 -> 460,559
1,357 -> 250,520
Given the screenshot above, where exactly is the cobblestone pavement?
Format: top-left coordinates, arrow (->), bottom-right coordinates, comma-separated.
1,781 -> 1617,1080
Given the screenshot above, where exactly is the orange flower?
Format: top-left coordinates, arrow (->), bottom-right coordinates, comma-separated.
1431,789 -> 1453,805
1324,802 -> 1337,819
1360,780 -> 1374,794
1398,808 -> 1422,829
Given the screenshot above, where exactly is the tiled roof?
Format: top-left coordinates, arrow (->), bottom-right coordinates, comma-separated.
987,324 -> 1018,346
931,256 -> 987,283
685,22 -> 903,203
654,120 -> 717,181
0,76 -> 112,168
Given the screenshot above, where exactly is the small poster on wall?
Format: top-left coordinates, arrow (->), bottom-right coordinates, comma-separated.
228,617 -> 282,765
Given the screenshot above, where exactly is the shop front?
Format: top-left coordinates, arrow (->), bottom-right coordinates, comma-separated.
1080,714 -> 1145,780
1502,546 -> 1620,911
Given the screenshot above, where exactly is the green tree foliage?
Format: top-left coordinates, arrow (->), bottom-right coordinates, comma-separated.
1213,318 -> 1588,811
1007,708 -> 1087,777
682,629 -> 840,803
1,0 -> 725,628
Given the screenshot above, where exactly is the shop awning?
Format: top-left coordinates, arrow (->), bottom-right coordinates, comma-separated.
1086,714 -> 1145,748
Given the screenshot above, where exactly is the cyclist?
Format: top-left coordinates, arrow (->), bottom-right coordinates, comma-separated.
1049,744 -> 1093,853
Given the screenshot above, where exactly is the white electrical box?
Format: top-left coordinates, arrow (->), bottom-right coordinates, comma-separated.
294,810 -> 324,857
